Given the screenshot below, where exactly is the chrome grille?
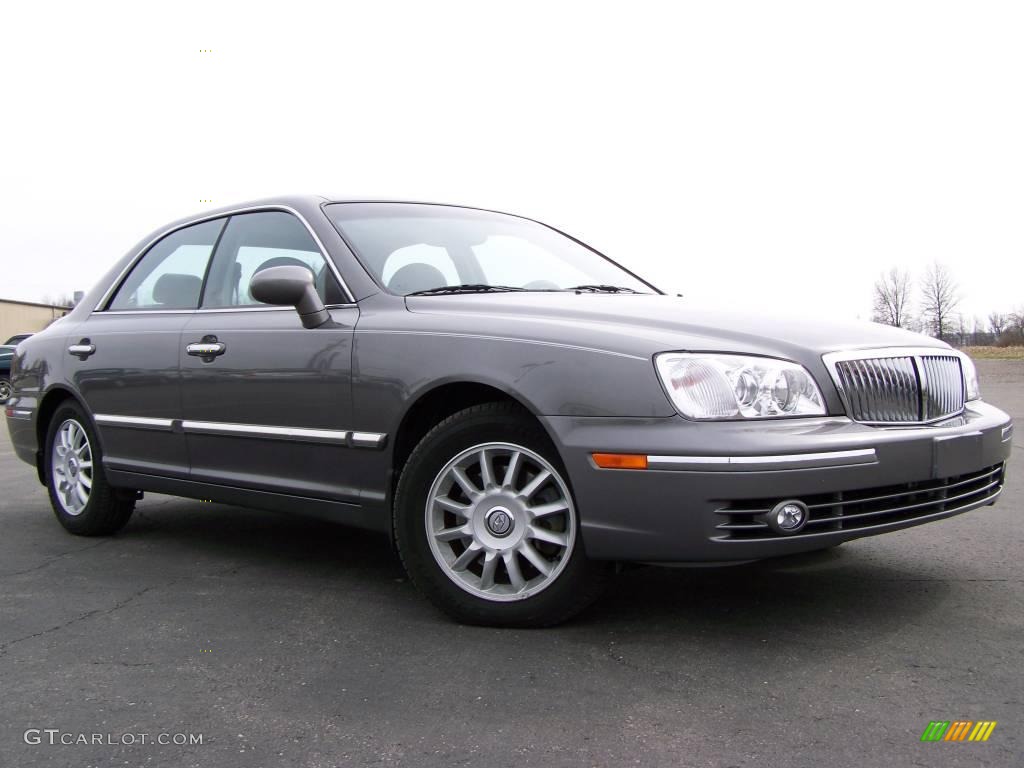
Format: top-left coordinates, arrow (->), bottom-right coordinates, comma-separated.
835,356 -> 919,422
920,355 -> 965,421
827,350 -> 965,424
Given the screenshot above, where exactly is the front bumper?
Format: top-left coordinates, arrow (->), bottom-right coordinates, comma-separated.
549,401 -> 1013,562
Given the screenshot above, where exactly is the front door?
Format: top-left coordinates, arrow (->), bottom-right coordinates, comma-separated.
178,210 -> 361,503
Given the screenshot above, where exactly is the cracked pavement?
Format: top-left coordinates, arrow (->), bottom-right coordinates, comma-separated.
0,360 -> 1021,767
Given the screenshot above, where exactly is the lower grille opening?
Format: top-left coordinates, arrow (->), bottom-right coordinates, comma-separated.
714,463 -> 1004,540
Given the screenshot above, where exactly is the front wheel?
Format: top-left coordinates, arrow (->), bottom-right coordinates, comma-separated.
394,403 -> 608,627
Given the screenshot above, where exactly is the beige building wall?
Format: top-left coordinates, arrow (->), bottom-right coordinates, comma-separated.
0,299 -> 71,343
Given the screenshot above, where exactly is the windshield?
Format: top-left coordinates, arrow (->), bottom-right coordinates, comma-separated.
324,203 -> 656,296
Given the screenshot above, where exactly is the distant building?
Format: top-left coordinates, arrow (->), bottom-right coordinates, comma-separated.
0,298 -> 72,343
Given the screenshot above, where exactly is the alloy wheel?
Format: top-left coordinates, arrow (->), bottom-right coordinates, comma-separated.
425,442 -> 577,602
51,418 -> 94,516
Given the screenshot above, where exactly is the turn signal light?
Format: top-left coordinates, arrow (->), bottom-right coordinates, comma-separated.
592,453 -> 648,470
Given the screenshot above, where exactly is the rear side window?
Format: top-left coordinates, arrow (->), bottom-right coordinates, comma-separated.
108,219 -> 225,310
201,211 -> 344,308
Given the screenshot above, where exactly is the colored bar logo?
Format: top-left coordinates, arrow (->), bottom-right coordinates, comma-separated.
921,721 -> 997,742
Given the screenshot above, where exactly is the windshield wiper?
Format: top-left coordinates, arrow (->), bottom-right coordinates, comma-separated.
406,284 -> 528,296
565,284 -> 641,294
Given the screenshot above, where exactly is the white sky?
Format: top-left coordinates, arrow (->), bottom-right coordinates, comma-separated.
1,1 -> 1021,324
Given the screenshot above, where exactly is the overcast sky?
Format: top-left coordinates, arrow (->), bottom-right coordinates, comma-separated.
1,1 -> 1021,324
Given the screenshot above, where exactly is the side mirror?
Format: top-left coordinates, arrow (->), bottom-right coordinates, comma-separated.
250,266 -> 330,329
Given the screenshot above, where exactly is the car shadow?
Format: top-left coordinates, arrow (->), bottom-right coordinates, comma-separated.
126,497 -> 403,575
124,497 -> 953,646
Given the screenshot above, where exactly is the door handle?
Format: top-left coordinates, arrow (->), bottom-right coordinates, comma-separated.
68,341 -> 96,359
186,342 -> 227,357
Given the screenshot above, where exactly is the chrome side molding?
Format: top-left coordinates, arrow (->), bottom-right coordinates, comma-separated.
93,414 -> 387,449
350,431 -> 388,449
94,415 -> 175,431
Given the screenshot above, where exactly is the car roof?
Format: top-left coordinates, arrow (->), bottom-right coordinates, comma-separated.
186,195 -> 518,221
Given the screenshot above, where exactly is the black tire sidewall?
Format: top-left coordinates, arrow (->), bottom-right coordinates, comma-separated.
394,404 -> 604,627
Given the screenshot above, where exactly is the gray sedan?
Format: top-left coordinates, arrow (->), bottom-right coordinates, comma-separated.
3,197 -> 1013,626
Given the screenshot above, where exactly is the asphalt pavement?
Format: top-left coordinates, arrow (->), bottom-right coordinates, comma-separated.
1,361 -> 1021,768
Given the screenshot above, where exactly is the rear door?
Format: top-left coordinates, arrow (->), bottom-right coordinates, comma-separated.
71,218 -> 225,478
179,210 -> 362,503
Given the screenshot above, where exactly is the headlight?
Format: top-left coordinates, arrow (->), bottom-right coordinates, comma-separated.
960,353 -> 981,401
655,353 -> 827,420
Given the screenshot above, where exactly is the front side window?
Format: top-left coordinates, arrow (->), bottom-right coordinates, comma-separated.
325,203 -> 656,295
108,219 -> 225,310
201,211 -> 344,308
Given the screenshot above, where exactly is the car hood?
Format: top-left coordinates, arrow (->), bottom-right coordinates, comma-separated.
405,293 -> 948,369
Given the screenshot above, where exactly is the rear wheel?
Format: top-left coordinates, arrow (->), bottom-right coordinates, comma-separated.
394,403 -> 608,627
45,402 -> 134,536
0,377 -> 11,403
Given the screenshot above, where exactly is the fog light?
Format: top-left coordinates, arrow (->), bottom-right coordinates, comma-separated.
767,500 -> 809,534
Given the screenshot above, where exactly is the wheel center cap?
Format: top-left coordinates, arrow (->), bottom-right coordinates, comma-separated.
485,506 -> 514,537
67,458 -> 78,476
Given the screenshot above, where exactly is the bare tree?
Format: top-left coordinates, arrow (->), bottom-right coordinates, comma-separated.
988,312 -> 1007,339
970,315 -> 987,346
871,268 -> 913,327
955,314 -> 968,345
1009,308 -> 1024,343
919,262 -> 959,339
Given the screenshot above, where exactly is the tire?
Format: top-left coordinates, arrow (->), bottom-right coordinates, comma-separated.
0,377 -> 11,403
44,401 -> 135,536
394,402 -> 608,627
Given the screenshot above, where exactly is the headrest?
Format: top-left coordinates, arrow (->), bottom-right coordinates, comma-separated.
387,263 -> 447,295
152,273 -> 202,308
